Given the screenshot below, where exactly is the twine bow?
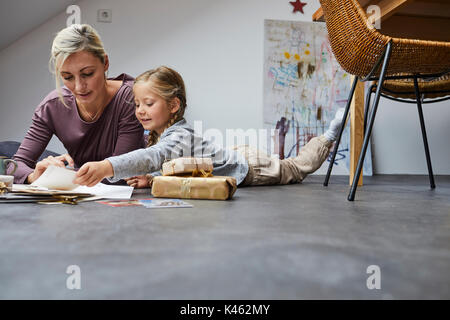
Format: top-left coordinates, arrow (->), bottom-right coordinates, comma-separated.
0,182 -> 8,195
166,158 -> 213,177
191,169 -> 213,177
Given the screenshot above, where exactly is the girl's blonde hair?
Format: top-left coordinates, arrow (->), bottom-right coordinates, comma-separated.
49,24 -> 107,106
134,66 -> 187,147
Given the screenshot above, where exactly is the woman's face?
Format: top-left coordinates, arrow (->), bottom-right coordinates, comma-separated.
59,50 -> 108,108
133,82 -> 179,135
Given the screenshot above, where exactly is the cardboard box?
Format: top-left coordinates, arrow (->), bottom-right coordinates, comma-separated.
151,175 -> 237,200
162,157 -> 213,176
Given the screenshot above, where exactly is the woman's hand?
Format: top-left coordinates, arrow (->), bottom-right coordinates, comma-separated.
73,160 -> 114,187
125,174 -> 153,188
27,154 -> 75,184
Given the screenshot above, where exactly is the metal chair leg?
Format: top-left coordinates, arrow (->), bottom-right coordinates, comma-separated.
364,84 -> 376,134
323,76 -> 358,186
348,42 -> 393,201
413,77 -> 436,189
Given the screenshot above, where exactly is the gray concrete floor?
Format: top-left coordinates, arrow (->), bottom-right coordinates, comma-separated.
0,175 -> 449,299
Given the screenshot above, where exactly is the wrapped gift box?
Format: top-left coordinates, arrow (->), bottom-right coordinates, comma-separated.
162,157 -> 213,176
151,175 -> 237,200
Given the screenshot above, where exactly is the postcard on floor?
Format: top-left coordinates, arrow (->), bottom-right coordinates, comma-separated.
97,198 -> 193,208
97,200 -> 143,207
140,198 -> 193,209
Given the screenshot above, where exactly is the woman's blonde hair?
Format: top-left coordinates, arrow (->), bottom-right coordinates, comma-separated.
135,66 -> 187,147
49,24 -> 107,106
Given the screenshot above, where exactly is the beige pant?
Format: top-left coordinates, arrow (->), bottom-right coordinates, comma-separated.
233,135 -> 332,186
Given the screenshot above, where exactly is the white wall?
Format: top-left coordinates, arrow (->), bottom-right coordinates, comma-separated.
0,0 -> 449,174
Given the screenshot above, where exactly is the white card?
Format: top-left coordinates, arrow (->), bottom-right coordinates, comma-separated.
31,165 -> 78,191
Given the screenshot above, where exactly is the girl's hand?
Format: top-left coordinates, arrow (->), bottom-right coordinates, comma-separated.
27,154 -> 75,184
125,175 -> 153,188
73,160 -> 114,187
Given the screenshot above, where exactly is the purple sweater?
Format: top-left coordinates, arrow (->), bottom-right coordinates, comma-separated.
10,73 -> 145,183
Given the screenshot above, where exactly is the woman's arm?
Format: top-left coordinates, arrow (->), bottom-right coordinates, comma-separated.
11,105 -> 55,183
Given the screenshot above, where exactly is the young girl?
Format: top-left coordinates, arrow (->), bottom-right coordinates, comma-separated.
73,66 -> 344,188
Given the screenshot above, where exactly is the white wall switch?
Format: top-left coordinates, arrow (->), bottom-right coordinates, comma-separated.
97,9 -> 112,23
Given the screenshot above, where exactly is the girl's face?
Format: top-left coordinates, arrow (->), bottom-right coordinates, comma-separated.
133,82 -> 179,135
59,50 -> 108,108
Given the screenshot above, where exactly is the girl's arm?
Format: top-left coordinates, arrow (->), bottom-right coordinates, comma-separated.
74,144 -> 169,186
74,130 -> 187,186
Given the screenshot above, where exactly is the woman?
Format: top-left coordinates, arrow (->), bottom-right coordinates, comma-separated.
8,24 -> 144,184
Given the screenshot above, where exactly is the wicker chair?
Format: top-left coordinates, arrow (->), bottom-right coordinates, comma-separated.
319,0 -> 450,201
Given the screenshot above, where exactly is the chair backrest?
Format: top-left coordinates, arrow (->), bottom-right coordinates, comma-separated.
0,141 -> 59,161
319,0 -> 391,77
319,0 -> 450,78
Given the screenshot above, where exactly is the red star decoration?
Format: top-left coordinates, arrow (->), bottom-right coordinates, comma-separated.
290,0 -> 307,14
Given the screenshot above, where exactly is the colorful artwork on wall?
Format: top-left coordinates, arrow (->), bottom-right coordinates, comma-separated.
263,19 -> 372,175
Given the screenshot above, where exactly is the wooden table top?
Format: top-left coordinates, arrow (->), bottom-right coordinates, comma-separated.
313,0 -> 450,42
